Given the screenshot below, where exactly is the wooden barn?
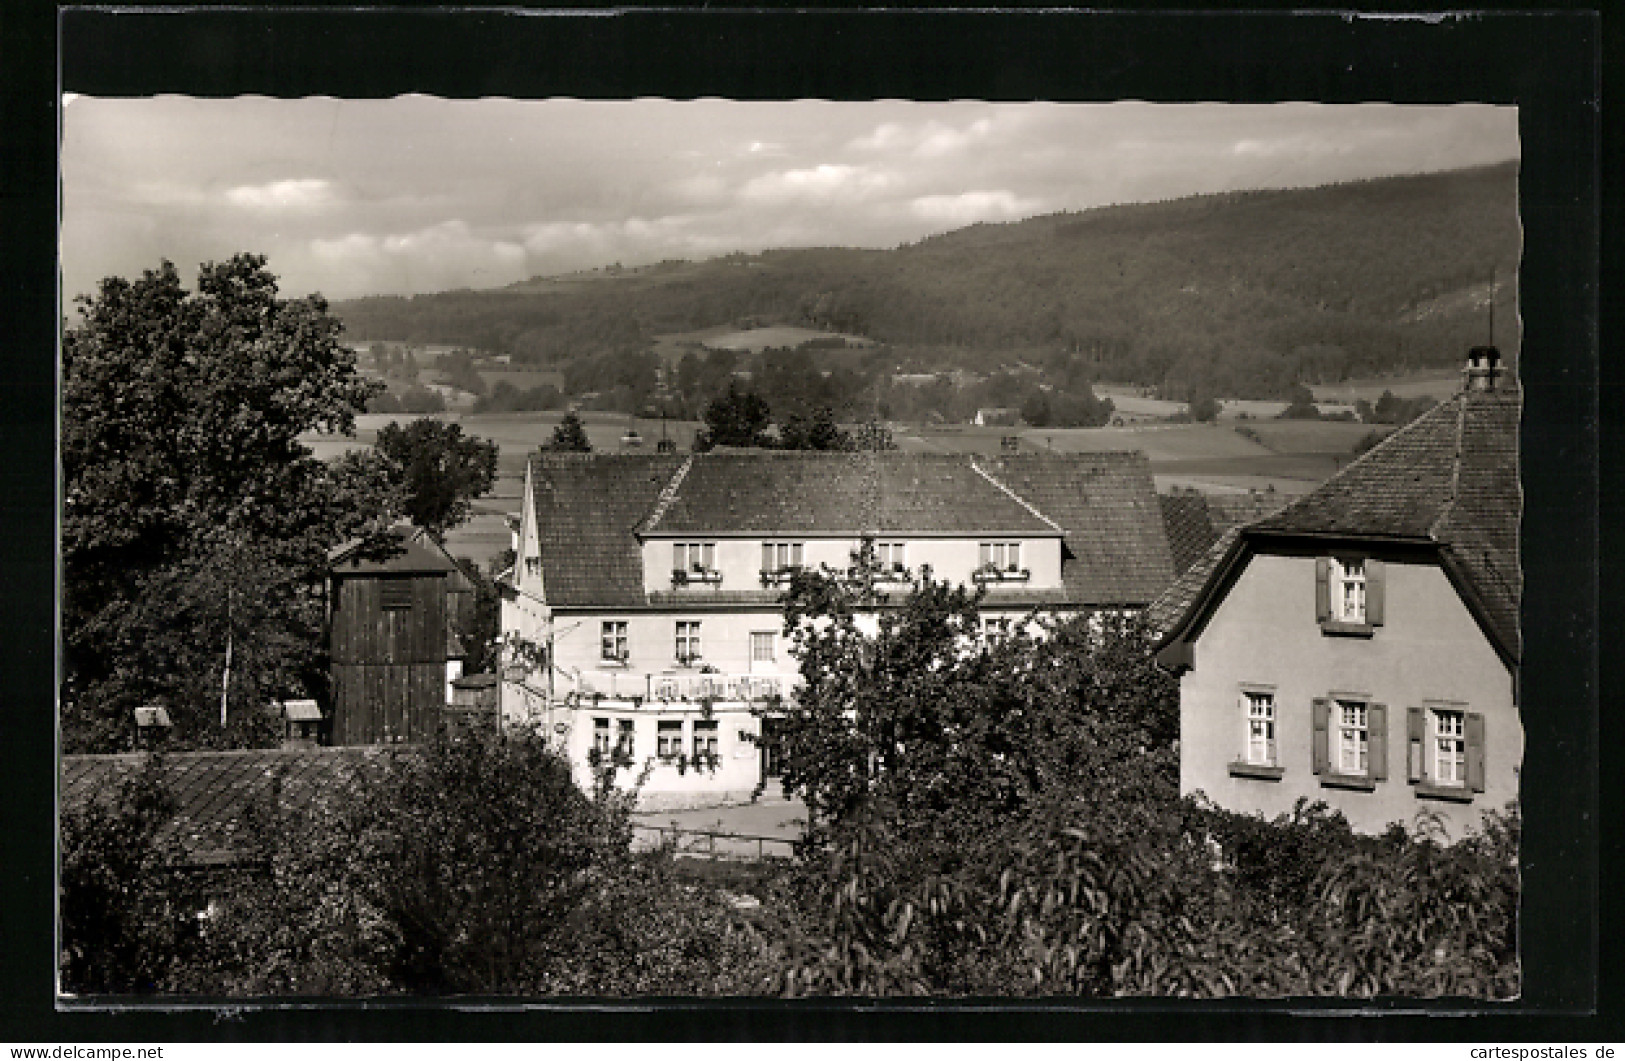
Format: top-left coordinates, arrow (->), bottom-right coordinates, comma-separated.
327,530 -> 460,745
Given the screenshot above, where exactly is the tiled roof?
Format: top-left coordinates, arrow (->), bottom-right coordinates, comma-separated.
1152,388 -> 1521,661
642,452 -> 1063,537
1145,526 -> 1242,637
60,748 -> 390,866
531,454 -> 688,608
531,451 -> 1175,610
1159,494 -> 1219,576
978,453 -> 1177,606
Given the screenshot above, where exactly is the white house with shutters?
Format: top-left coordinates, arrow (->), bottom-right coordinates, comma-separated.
500,449 -> 1176,809
1150,349 -> 1521,840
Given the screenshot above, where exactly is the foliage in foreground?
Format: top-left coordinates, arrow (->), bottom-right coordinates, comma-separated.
60,575 -> 1518,1000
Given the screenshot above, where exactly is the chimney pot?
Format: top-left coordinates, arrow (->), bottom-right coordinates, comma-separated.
1464,345 -> 1502,392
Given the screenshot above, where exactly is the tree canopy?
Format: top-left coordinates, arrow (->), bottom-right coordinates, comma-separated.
541,411 -> 593,452
372,419 -> 500,539
694,383 -> 772,450
62,254 -> 389,752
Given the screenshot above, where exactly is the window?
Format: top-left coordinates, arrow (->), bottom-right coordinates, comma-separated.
980,541 -> 1021,572
761,541 -> 804,574
1311,697 -> 1388,788
675,620 -> 702,664
673,542 -> 718,577
525,555 -> 541,578
1245,691 -> 1277,767
1408,704 -> 1483,799
875,542 -> 907,574
1334,559 -> 1366,623
1315,557 -> 1385,632
600,621 -> 628,663
657,719 -> 683,760
379,580 -> 414,610
982,615 -> 1011,639
592,718 -> 611,756
693,719 -> 719,759
616,719 -> 635,758
1337,700 -> 1368,775
750,631 -> 776,663
1432,709 -> 1466,786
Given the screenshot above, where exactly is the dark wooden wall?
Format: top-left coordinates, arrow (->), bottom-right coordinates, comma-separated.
330,572 -> 449,745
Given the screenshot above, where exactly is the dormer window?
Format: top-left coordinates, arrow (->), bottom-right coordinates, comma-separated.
760,541 -> 804,584
1315,557 -> 1385,634
1334,559 -> 1366,623
672,542 -> 720,585
975,542 -> 1029,582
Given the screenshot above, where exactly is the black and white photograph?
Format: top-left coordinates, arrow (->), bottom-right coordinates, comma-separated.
36,7 -> 1600,1027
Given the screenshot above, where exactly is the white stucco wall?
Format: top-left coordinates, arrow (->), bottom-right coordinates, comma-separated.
640,534 -> 1063,595
1179,551 -> 1521,840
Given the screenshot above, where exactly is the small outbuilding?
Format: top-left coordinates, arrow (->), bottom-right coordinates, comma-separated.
327,529 -> 458,745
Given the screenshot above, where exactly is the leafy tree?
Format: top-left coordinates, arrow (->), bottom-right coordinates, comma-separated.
779,405 -> 850,451
1187,394 -> 1221,422
694,383 -> 773,450
161,730 -> 784,996
542,411 -> 593,452
62,254 -> 385,752
372,419 -> 500,539
775,569 -> 1178,832
59,756 -> 185,994
850,420 -> 899,452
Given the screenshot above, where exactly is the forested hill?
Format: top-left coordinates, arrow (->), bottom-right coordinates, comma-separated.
333,161 -> 1519,399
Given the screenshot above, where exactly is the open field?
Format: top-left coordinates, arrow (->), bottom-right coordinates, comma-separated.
701,325 -> 874,353
1232,419 -> 1386,455
1310,371 -> 1459,405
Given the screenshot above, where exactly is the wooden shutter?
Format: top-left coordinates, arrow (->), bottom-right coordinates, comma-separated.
1407,707 -> 1427,782
1465,712 -> 1487,792
1366,560 -> 1386,626
1368,703 -> 1388,780
1311,697 -> 1330,774
1314,557 -> 1331,623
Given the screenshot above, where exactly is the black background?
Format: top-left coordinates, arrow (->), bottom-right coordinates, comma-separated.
3,2 -> 1608,1042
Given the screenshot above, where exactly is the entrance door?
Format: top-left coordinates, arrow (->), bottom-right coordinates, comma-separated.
760,715 -> 785,781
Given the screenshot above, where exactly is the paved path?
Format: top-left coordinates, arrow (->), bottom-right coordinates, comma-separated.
630,793 -> 809,859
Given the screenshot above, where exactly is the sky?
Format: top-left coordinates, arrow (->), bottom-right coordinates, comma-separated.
60,98 -> 1519,304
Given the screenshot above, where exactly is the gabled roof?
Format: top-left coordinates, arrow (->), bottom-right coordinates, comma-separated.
530,453 -> 688,608
1152,388 -> 1521,664
977,453 -> 1176,606
530,450 -> 1175,610
640,452 -> 1063,537
328,527 -> 457,577
60,748 -> 389,867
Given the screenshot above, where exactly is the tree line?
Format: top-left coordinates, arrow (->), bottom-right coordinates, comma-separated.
334,163 -> 1519,405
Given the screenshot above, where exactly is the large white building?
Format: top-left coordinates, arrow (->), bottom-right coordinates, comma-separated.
501,450 -> 1176,808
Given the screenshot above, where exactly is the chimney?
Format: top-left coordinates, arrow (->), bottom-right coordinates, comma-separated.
1463,346 -> 1503,393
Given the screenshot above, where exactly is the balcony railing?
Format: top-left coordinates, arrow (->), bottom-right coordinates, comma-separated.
570,669 -> 793,704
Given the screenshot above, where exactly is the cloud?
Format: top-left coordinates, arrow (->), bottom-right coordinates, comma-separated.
909,190 -> 1043,226
224,178 -> 335,210
848,117 -> 997,158
740,163 -> 897,204
310,219 -> 527,294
